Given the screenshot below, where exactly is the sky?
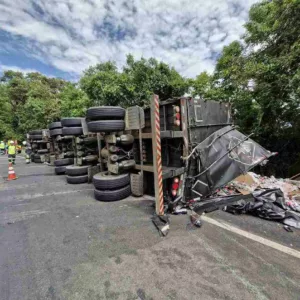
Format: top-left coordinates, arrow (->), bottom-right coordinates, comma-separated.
0,0 -> 258,80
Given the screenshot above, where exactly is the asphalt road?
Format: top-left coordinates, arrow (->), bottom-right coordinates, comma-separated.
1,155 -> 300,300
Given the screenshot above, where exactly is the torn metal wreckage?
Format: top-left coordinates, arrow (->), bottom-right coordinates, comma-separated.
168,127 -> 300,232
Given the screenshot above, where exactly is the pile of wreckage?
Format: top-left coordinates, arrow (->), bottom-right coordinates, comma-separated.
190,172 -> 300,230
222,173 -> 300,228
176,126 -> 300,231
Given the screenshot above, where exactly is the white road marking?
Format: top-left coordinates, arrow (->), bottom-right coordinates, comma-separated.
202,215 -> 300,260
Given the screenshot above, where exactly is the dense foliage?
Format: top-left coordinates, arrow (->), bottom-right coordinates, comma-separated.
0,71 -> 90,140
191,0 -> 300,176
0,0 -> 299,176
80,55 -> 188,107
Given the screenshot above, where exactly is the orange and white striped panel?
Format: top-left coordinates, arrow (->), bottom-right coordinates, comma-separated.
154,95 -> 164,215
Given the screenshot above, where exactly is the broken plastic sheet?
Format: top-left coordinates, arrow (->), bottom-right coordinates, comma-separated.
224,189 -> 300,229
190,126 -> 274,198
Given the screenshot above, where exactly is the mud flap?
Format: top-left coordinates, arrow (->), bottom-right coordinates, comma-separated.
152,214 -> 170,236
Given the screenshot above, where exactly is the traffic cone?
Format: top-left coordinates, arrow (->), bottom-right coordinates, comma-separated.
7,163 -> 17,180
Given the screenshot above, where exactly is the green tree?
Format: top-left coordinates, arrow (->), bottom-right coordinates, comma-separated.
80,61 -> 131,106
0,70 -> 71,139
60,83 -> 90,117
210,0 -> 300,176
80,55 -> 188,107
123,54 -> 188,105
1,71 -> 29,109
16,79 -> 61,133
0,84 -> 14,139
191,72 -> 212,98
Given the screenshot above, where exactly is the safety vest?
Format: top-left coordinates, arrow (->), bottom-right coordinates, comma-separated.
8,145 -> 16,155
0,142 -> 5,149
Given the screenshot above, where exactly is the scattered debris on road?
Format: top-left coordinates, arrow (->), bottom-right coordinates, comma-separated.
214,173 -> 300,229
190,212 -> 202,228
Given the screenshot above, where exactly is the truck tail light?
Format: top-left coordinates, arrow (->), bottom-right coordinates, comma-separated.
173,106 -> 181,127
172,183 -> 179,190
171,177 -> 180,197
171,190 -> 177,197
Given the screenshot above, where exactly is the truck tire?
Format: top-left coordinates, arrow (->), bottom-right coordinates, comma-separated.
37,149 -> 49,154
94,185 -> 131,201
66,165 -> 88,176
34,157 -> 42,163
93,172 -> 130,190
50,128 -> 63,136
30,134 -> 43,140
55,166 -> 66,175
49,122 -> 62,130
62,127 -> 83,136
86,106 -> 125,120
66,175 -> 88,184
87,120 -> 124,132
54,158 -> 74,166
29,130 -> 42,135
61,118 -> 82,127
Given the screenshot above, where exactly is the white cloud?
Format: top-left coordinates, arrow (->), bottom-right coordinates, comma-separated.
0,64 -> 40,74
0,0 -> 258,78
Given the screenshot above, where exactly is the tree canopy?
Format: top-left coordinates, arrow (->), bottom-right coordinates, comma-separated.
0,71 -> 89,140
80,55 -> 188,107
190,0 -> 300,176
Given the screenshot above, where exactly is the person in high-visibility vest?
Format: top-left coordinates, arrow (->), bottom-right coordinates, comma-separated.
8,140 -> 16,164
0,141 -> 5,155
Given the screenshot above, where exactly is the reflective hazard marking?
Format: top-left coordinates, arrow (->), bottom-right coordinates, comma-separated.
151,94 -> 164,215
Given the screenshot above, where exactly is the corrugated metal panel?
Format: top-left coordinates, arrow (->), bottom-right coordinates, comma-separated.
188,98 -> 232,143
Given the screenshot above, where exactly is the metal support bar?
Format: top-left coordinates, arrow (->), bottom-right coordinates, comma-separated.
190,123 -> 232,128
132,131 -> 183,139
178,97 -> 189,202
159,98 -> 183,106
193,194 -> 253,213
138,108 -> 144,190
73,137 -> 77,165
97,133 -> 104,172
163,105 -> 167,131
151,94 -> 164,216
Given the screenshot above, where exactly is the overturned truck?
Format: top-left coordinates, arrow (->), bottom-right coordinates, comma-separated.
131,96 -> 273,216
84,95 -> 273,219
